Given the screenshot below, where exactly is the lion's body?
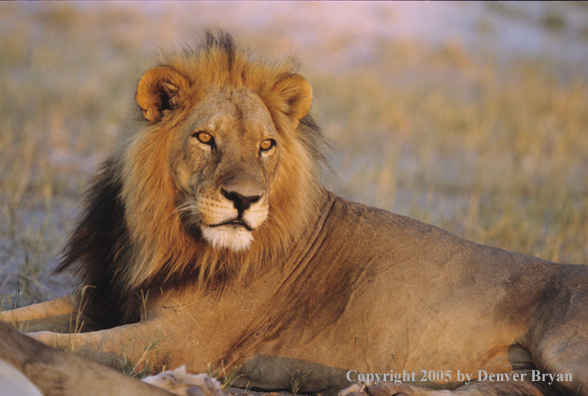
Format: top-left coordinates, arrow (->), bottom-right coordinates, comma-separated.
1,32 -> 588,396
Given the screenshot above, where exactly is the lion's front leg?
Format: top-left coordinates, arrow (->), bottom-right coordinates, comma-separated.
27,318 -> 168,372
0,295 -> 80,333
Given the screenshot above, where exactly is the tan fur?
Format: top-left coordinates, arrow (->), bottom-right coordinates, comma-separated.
1,32 -> 588,396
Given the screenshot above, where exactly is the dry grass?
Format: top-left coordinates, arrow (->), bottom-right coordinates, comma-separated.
313,42 -> 588,264
0,2 -> 586,312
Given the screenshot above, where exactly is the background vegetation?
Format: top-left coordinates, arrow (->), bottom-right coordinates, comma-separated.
1,2 -> 587,308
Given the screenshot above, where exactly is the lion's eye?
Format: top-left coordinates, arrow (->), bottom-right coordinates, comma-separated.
194,131 -> 213,144
260,139 -> 275,151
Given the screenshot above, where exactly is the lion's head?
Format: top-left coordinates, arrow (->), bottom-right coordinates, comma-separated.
57,31 -> 329,325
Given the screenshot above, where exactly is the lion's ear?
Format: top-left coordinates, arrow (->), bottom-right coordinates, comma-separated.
271,74 -> 313,129
136,67 -> 191,124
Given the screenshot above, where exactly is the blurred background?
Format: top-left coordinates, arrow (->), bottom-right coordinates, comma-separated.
1,2 -> 588,308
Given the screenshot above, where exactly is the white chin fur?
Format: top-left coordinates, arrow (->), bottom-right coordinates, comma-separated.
201,226 -> 253,252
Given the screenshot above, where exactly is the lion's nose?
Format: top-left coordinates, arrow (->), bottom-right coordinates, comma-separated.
221,188 -> 262,215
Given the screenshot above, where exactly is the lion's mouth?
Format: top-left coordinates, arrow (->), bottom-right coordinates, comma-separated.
210,218 -> 253,231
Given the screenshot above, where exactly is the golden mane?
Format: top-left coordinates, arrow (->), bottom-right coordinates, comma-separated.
57,31 -> 329,326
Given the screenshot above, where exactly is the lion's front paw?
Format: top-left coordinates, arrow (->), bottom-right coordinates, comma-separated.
339,382 -> 453,396
143,366 -> 224,396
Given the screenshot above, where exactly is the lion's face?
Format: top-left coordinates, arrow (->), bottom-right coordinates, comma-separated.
132,61 -> 315,257
171,87 -> 279,251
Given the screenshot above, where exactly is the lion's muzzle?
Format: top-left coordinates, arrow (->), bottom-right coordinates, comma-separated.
196,174 -> 269,252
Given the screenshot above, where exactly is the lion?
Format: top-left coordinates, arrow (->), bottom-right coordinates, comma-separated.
1,31 -> 588,396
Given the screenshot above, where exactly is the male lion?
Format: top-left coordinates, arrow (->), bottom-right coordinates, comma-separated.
1,31 -> 587,396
